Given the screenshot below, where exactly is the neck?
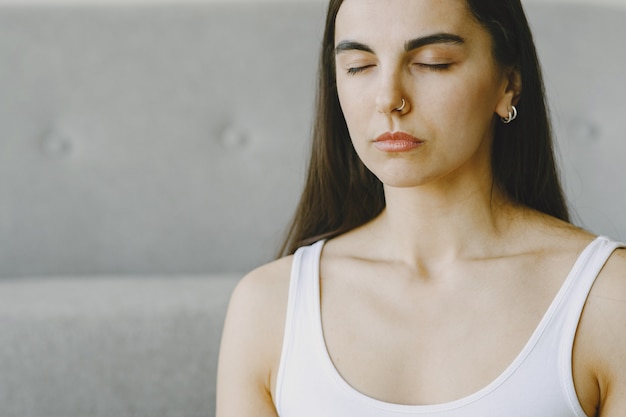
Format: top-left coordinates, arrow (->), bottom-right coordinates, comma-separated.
370,180 -> 518,266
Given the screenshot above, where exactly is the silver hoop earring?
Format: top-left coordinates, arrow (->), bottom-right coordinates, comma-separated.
501,105 -> 518,124
395,98 -> 406,112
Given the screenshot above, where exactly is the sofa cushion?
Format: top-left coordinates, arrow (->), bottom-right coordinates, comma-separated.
0,274 -> 240,417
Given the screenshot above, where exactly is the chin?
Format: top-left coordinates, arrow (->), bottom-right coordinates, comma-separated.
374,172 -> 434,189
364,161 -> 431,189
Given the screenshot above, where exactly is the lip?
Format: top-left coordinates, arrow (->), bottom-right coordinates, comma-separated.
373,131 -> 424,152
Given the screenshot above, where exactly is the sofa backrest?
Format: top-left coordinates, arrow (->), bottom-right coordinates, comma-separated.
0,2 -> 624,278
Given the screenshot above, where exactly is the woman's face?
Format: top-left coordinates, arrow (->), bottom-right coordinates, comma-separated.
334,0 -> 518,191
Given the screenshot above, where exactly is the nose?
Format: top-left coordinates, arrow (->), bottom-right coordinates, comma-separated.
375,69 -> 409,115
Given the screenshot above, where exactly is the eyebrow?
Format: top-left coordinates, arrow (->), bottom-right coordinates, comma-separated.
335,33 -> 465,55
405,33 -> 465,51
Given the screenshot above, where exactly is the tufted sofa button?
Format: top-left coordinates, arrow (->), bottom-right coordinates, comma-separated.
568,118 -> 601,144
41,130 -> 74,159
218,125 -> 250,150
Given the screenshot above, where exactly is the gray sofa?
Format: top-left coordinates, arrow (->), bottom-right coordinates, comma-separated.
0,2 -> 624,416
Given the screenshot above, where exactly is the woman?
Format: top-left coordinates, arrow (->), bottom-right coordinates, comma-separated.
216,0 -> 626,415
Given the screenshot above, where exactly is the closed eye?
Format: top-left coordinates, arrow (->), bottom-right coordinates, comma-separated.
416,63 -> 452,71
346,65 -> 376,75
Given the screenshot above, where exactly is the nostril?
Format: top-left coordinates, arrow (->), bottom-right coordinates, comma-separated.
394,99 -> 406,112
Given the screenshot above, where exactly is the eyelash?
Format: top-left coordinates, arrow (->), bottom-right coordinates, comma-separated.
346,63 -> 451,76
346,65 -> 374,76
416,63 -> 452,71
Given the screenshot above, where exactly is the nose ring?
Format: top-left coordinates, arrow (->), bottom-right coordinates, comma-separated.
395,98 -> 406,112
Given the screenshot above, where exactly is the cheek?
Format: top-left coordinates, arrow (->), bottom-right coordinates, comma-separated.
337,83 -> 371,139
426,71 -> 501,136
337,88 -> 377,168
337,78 -> 361,112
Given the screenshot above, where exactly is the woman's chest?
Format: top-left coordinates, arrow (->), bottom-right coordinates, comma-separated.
318,256 -> 570,405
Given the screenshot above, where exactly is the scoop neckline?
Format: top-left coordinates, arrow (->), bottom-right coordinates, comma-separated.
309,236 -> 605,413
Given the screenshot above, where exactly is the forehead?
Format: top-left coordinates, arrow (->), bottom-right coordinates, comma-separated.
335,0 -> 477,44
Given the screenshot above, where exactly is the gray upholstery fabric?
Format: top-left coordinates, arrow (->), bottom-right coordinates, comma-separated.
0,2 -> 624,417
0,3 -> 625,279
0,3 -> 325,278
526,4 -> 626,238
0,275 -> 239,417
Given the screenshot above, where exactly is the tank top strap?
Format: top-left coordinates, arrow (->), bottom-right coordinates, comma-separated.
554,236 -> 625,410
556,235 -> 624,327
275,240 -> 325,413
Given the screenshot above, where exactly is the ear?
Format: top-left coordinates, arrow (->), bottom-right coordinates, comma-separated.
495,67 -> 522,119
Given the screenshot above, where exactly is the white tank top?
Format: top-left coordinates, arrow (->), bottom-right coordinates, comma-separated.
274,236 -> 623,416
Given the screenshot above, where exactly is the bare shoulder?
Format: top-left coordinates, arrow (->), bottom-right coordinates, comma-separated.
578,246 -> 626,415
216,256 -> 293,417
230,255 -> 293,319
222,255 -> 294,365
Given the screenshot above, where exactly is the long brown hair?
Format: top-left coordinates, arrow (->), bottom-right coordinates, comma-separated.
278,0 -> 569,257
